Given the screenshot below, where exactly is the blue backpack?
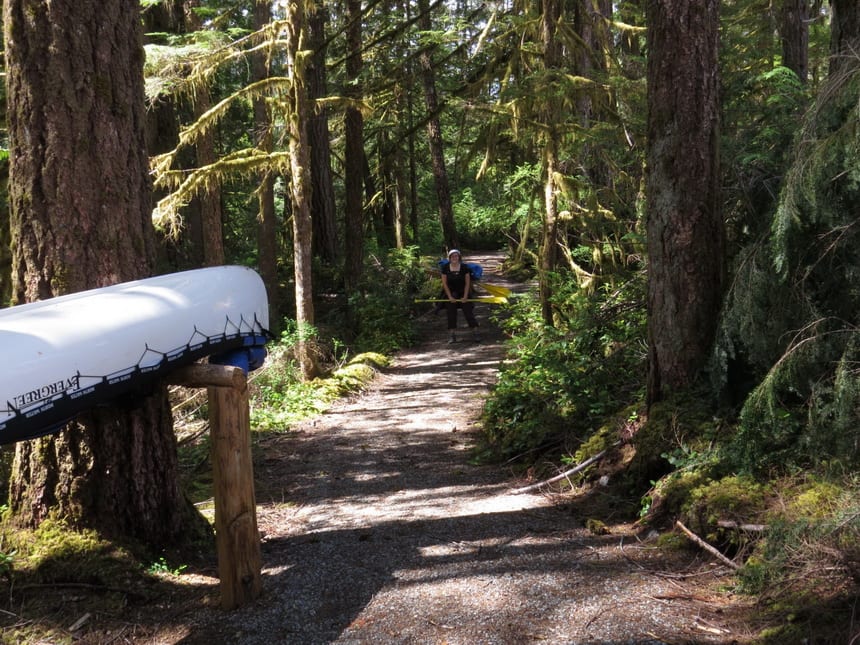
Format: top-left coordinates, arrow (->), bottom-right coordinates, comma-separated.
438,259 -> 483,280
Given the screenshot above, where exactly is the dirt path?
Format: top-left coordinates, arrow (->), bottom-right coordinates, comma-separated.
162,252 -> 756,644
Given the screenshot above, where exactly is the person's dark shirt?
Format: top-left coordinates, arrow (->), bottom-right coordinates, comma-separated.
442,263 -> 472,298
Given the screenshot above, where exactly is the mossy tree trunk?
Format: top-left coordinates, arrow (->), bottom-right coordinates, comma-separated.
253,0 -> 280,330
537,0 -> 562,327
286,0 -> 319,380
645,0 -> 723,406
417,0 -> 458,251
0,154 -> 10,307
3,0 -> 202,547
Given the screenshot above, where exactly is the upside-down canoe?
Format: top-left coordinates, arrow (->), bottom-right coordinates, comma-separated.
0,265 -> 270,445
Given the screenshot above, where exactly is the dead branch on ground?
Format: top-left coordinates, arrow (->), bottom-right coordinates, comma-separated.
675,520 -> 741,570
512,441 -> 621,494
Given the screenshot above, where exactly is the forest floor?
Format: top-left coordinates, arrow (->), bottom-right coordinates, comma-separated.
3,253 -> 786,643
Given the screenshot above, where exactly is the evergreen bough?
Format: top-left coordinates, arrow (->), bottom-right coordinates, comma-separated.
716,58 -> 860,472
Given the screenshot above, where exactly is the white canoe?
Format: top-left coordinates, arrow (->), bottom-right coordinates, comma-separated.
0,265 -> 270,444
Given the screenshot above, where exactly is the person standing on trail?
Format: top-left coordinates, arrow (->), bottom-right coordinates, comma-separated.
441,249 -> 480,343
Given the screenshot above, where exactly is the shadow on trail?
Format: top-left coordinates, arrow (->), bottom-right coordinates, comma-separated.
176,424 -> 713,638
215,510 -> 642,643
171,252 -> 740,644
176,494 -> 704,645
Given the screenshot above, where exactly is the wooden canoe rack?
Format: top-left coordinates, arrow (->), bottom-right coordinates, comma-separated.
166,363 -> 262,610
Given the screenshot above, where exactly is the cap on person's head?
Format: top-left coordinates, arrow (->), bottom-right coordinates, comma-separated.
448,249 -> 461,258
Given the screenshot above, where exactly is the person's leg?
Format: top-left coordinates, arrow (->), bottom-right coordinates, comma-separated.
445,302 -> 458,342
462,302 -> 478,328
462,302 -> 481,341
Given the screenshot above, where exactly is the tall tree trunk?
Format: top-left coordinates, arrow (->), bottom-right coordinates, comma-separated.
308,5 -> 339,265
645,0 -> 723,406
538,0 -> 562,326
4,0 -> 200,546
781,0 -> 809,83
417,0 -> 458,250
286,0 -> 319,380
253,0 -> 279,330
539,146 -> 560,326
378,130 -> 397,249
343,0 -> 365,292
401,0 -> 420,244
194,87 -> 226,266
143,0 -> 183,267
393,154 -> 408,249
185,2 -> 224,267
363,153 -> 389,249
0,157 -> 9,307
830,0 -> 860,77
407,67 -> 420,243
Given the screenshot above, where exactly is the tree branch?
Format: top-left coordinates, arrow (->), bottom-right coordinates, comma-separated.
675,520 -> 741,570
512,441 -> 621,494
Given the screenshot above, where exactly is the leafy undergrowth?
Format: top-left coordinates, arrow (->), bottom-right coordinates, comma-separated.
477,272 -> 646,468
248,348 -> 390,432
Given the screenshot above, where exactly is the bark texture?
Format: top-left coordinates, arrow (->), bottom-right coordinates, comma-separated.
830,0 -> 860,76
417,0 -> 458,251
308,5 -> 340,265
537,0 -> 562,327
253,0 -> 279,328
343,0 -> 366,292
6,0 -> 155,299
286,0 -> 319,380
4,0 -> 197,546
781,0 -> 809,83
645,0 -> 723,405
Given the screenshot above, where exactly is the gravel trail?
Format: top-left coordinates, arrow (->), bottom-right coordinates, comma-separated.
162,252 -> 754,645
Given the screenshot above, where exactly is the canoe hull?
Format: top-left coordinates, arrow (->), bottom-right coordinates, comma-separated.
0,266 -> 270,444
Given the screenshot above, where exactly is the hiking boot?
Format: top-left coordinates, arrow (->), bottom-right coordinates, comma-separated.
472,329 -> 482,342
448,333 -> 457,344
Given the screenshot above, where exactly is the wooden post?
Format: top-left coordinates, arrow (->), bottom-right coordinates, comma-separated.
166,364 -> 263,609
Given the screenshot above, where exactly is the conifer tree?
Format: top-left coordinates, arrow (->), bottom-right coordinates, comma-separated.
343,0 -> 367,291
285,0 -> 319,379
417,0 -> 459,251
645,0 -> 723,404
4,0 -> 202,546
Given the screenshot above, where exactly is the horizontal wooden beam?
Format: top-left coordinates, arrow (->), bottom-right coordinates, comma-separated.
164,363 -> 246,389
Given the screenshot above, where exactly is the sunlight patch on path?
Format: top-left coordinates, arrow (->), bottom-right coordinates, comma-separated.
290,480 -> 554,535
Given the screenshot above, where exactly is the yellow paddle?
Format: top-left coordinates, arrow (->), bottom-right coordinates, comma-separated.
414,296 -> 508,305
478,283 -> 513,298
